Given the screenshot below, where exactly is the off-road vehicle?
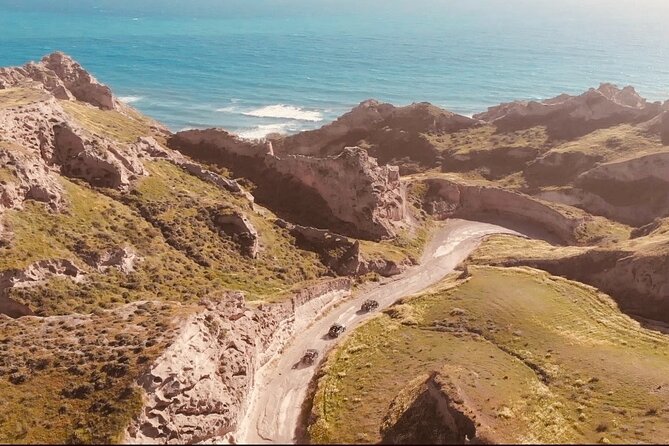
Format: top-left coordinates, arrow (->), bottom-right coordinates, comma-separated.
328,323 -> 346,338
361,299 -> 380,312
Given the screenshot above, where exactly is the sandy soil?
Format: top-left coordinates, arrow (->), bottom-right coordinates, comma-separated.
231,219 -> 522,444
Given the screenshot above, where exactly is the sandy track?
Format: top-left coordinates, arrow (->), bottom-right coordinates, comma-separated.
233,219 -> 521,444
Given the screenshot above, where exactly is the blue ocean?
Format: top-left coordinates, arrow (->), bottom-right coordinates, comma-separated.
2,0 -> 668,138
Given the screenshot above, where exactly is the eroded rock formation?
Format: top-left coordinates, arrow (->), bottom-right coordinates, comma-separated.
0,147 -> 66,211
380,370 -> 492,444
52,124 -> 146,189
269,100 -> 478,169
266,147 -> 406,240
82,246 -> 140,273
278,220 -> 409,277
125,278 -> 351,444
208,207 -> 259,258
0,52 -> 118,110
171,130 -> 408,240
0,259 -> 84,317
422,177 -> 592,245
475,83 -> 662,139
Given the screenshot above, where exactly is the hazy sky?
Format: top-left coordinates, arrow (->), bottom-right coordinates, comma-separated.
2,0 -> 669,20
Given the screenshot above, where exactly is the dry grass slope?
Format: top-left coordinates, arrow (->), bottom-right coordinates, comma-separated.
309,266 -> 669,444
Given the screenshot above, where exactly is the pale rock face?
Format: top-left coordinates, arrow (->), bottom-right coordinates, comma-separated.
267,147 -> 407,239
133,136 -> 254,202
282,220 -> 411,276
171,130 -> 408,240
0,148 -> 66,212
0,94 -> 70,160
52,124 -> 146,189
83,246 -> 141,274
126,279 -> 351,444
0,259 -> 84,291
423,178 -> 588,245
211,209 -> 259,258
0,52 -> 117,110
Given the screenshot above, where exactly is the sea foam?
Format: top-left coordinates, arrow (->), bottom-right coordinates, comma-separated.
119,95 -> 143,104
242,104 -> 323,122
237,123 -> 292,140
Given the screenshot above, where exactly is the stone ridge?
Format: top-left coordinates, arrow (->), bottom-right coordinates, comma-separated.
0,52 -> 117,110
474,83 -> 662,139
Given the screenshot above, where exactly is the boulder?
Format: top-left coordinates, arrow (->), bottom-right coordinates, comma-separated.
210,208 -> 259,258
83,247 -> 140,273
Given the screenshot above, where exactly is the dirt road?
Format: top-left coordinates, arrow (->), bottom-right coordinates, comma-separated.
233,219 -> 521,444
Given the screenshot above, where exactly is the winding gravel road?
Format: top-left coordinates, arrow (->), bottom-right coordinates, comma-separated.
234,219 -> 521,444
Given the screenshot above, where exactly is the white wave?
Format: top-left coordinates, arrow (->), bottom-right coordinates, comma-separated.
216,106 -> 239,113
119,95 -> 143,104
237,123 -> 291,140
242,104 -> 323,122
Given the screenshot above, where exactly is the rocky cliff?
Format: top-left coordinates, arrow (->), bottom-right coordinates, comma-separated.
171,129 -> 408,239
125,278 -> 351,444
421,177 -> 610,245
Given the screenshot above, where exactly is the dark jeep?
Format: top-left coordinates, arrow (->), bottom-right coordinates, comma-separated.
295,349 -> 319,368
361,299 -> 380,313
328,323 -> 346,339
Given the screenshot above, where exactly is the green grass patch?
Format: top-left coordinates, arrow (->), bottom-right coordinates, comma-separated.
0,301 -> 194,444
309,266 -> 669,444
0,88 -> 49,109
60,100 -> 152,143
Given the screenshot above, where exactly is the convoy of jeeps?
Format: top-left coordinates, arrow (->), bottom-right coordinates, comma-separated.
298,299 -> 380,368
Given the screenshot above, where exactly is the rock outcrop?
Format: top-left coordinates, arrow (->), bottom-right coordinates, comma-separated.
0,52 -> 118,110
171,130 -> 408,240
0,259 -> 84,318
266,147 -> 406,240
209,208 -> 259,258
125,278 -> 351,444
532,152 -> 669,227
0,146 -> 66,211
475,83 -> 662,140
82,246 -> 140,273
380,370 -> 492,444
278,220 -> 409,277
269,100 -> 478,169
422,178 -> 593,245
134,136 -> 254,202
52,124 -> 146,189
